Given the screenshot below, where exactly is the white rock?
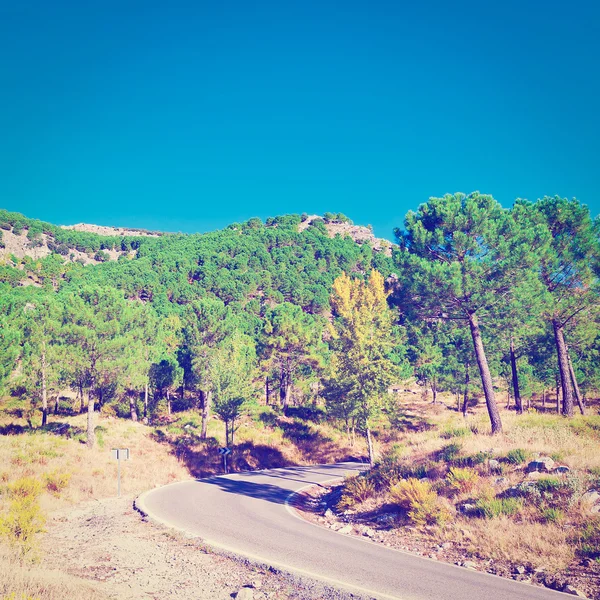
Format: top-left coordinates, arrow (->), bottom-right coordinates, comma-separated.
563,584 -> 587,598
338,524 -> 353,534
236,588 -> 254,600
581,490 -> 600,505
526,457 -> 555,473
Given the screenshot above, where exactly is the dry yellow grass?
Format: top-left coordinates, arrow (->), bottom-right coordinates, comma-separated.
0,546 -> 107,600
442,518 -> 575,572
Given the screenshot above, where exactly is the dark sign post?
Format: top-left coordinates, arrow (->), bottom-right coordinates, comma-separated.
111,448 -> 130,497
218,447 -> 231,474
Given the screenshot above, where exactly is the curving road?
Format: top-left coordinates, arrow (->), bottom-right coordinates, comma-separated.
137,462 -> 565,600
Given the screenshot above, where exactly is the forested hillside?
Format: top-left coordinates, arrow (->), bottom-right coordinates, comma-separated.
0,193 -> 599,451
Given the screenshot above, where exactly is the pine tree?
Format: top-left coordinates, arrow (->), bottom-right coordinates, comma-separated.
396,192 -> 547,434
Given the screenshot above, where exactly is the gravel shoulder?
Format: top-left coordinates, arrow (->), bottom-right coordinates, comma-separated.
42,495 -> 366,600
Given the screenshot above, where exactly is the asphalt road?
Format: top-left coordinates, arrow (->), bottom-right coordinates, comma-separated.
138,462 -> 566,600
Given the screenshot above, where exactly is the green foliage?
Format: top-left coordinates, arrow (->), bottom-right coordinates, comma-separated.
475,496 -> 523,519
575,519 -> 600,558
540,507 -> 564,524
441,425 -> 472,439
44,471 -> 71,497
389,478 -> 450,526
505,448 -> 530,464
337,475 -> 376,509
445,467 -> 479,494
438,443 -> 462,463
0,477 -> 46,558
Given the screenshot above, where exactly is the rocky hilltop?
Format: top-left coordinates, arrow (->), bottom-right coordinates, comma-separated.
299,215 -> 394,256
60,223 -> 162,237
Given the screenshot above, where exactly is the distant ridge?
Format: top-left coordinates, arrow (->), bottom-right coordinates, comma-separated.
60,223 -> 163,237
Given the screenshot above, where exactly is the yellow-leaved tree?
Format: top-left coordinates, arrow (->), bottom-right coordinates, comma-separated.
325,270 -> 400,466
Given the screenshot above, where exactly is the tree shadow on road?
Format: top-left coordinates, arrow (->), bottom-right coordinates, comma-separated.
202,476 -> 294,505
201,463 -> 366,506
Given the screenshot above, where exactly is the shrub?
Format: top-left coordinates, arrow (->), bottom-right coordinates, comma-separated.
337,475 -> 376,509
7,478 -> 42,500
446,467 -> 480,494
575,519 -> 600,558
441,426 -> 472,439
94,425 -> 107,449
438,443 -> 462,463
475,497 -> 523,519
0,477 -> 46,558
540,507 -> 565,524
389,478 -> 450,526
506,448 -> 530,465
536,476 -> 562,493
44,471 -> 71,497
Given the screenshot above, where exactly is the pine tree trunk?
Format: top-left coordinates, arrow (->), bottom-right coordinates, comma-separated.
265,377 -> 270,405
365,425 -> 375,467
509,337 -> 523,414
166,389 -> 171,415
41,347 -> 48,427
279,369 -> 288,409
462,360 -> 470,417
468,312 -> 502,434
568,352 -> 585,415
144,382 -> 149,419
130,393 -> 138,422
201,390 -> 211,439
54,395 -> 59,415
552,319 -> 574,417
86,390 -> 95,449
79,381 -> 85,414
431,376 -> 437,404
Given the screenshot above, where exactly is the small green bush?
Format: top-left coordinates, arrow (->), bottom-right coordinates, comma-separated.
475,497 -> 522,519
576,519 -> 600,558
389,478 -> 450,526
95,425 -> 107,449
338,475 -> 376,509
540,507 -> 565,524
506,448 -> 530,465
535,476 -> 562,493
446,467 -> 480,494
0,477 -> 46,558
441,426 -> 471,439
44,470 -> 71,497
438,443 -> 462,463
7,477 -> 42,500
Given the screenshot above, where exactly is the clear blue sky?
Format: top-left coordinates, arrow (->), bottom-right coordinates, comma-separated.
1,0 -> 598,240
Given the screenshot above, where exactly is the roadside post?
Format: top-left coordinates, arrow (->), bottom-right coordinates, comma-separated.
111,448 -> 130,497
218,447 -> 231,474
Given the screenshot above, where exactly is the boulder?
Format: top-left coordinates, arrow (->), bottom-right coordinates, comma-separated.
488,459 -> 501,472
554,465 -> 570,474
526,456 -> 555,473
338,524 -> 353,534
462,561 -> 477,570
562,584 -> 587,598
458,503 -> 476,514
493,477 -> 509,487
514,565 -> 526,575
236,588 -> 254,600
363,527 -> 376,538
581,490 -> 600,506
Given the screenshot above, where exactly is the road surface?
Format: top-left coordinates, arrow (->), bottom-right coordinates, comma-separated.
137,462 -> 565,600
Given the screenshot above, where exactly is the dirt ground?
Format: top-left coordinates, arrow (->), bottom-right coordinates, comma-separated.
42,495 -> 367,600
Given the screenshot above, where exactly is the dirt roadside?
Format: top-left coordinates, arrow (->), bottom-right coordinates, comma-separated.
42,495 -> 367,600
